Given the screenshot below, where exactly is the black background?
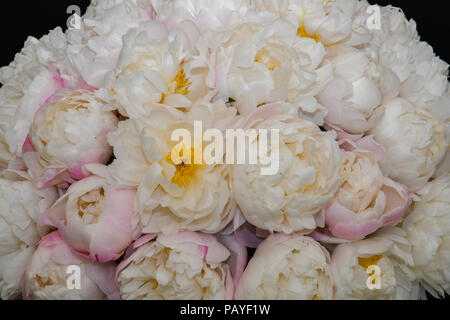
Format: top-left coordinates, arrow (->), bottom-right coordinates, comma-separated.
0,0 -> 448,303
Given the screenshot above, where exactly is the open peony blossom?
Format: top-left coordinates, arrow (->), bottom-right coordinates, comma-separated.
369,98 -> 447,191
22,232 -> 118,300
0,171 -> 57,299
104,20 -> 198,118
65,0 -> 156,89
108,103 -> 236,234
233,104 -> 341,234
235,234 -> 334,300
331,227 -> 418,300
25,89 -> 118,188
191,11 -> 332,124
45,164 -> 139,263
255,0 -> 354,46
401,174 -> 450,297
324,139 -> 411,240
116,232 -> 233,300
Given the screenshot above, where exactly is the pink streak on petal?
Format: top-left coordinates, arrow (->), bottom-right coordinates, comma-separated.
22,135 -> 35,153
133,234 -> 158,250
332,220 -> 382,240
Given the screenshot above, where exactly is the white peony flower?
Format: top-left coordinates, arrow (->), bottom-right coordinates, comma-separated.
360,4 -> 449,116
378,35 -> 449,111
65,0 -> 155,88
192,13 -> 332,124
104,20 -> 199,118
402,174 -> 450,297
232,104 -> 341,234
0,28 -> 68,163
367,5 -> 419,47
0,171 -> 57,300
318,46 -> 385,134
331,227 -> 418,300
22,232 -> 118,300
108,103 -> 236,234
255,0 -> 354,46
116,232 -> 233,300
369,98 -> 447,191
235,234 -> 334,300
25,89 -> 118,188
150,0 -> 252,31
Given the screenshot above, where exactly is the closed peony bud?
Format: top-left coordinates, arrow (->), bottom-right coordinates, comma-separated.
46,164 -> 140,263
324,144 -> 411,240
26,89 -> 118,188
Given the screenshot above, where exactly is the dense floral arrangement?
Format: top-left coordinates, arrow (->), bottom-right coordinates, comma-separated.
0,0 -> 449,300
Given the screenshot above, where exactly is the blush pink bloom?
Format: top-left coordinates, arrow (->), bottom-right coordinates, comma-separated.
25,89 -> 118,188
116,232 -> 234,300
22,232 -> 119,300
45,164 -> 140,263
324,139 -> 411,241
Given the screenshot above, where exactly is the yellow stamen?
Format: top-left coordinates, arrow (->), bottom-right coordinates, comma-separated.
160,63 -> 192,104
173,67 -> 191,96
297,24 -> 321,42
165,146 -> 204,187
358,255 -> 383,270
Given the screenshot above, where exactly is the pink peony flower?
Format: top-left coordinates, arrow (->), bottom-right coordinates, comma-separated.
25,89 -> 118,188
45,164 -> 140,263
323,137 -> 411,241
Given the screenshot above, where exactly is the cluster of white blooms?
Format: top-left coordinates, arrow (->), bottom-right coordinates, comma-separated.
0,0 -> 448,300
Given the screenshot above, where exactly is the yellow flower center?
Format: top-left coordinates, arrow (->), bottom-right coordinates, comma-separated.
161,64 -> 192,104
173,67 -> 191,95
165,146 -> 204,187
358,255 -> 383,270
297,24 -> 321,43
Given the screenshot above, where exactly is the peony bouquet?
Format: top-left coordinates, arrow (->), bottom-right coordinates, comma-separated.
0,0 -> 449,300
